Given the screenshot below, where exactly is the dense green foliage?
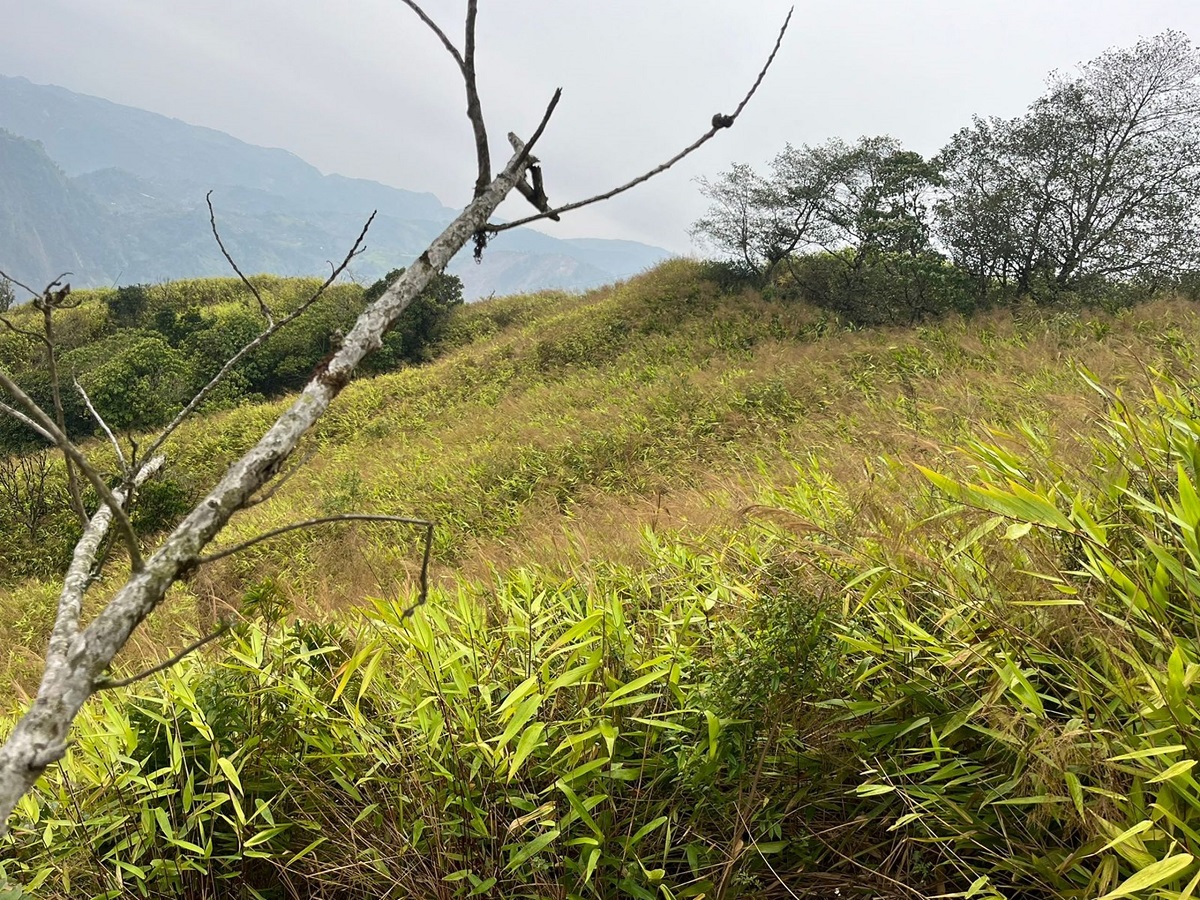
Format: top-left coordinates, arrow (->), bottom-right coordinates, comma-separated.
0,271 -> 463,457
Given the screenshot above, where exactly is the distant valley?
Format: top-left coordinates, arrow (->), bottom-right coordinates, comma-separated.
0,74 -> 670,298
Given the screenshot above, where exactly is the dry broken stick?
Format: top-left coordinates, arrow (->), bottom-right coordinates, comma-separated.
207,192 -> 273,326
399,0 -> 490,198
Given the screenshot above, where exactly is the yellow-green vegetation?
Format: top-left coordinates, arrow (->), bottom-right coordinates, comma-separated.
5,260 -> 1200,896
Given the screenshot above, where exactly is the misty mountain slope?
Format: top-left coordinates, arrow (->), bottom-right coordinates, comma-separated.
0,74 -> 671,295
0,130 -> 126,284
0,74 -> 449,221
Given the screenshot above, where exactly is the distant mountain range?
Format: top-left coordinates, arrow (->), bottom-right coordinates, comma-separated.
0,75 -> 670,298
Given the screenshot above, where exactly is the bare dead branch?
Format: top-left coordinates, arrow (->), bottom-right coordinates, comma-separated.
397,2 -> 490,199
93,621 -> 229,691
198,513 -> 433,564
505,89 -> 565,220
0,314 -> 47,345
28,280 -> 89,525
207,192 -> 273,326
0,275 -> 89,523
141,212 -> 376,464
0,369 -> 143,570
513,90 -> 564,170
35,275 -> 80,310
47,455 -> 164,665
0,267 -> 40,300
75,378 -> 128,475
487,6 -> 794,233
463,0 -> 491,198
397,0 -> 465,69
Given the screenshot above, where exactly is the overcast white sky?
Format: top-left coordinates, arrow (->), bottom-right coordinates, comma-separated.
3,1 -> 1199,254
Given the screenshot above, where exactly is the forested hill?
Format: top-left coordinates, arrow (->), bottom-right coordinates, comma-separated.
0,74 -> 670,296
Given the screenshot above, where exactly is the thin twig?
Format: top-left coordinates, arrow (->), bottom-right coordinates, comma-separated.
142,212 -> 376,463
198,513 -> 435,616
397,0 -> 465,69
75,379 -> 128,474
0,315 -> 46,345
198,514 -> 432,564
93,623 -> 230,691
486,5 -> 794,233
410,515 -> 434,618
511,89 -> 564,174
397,1 -> 490,199
0,369 -> 143,570
0,268 -> 41,300
463,0 -> 491,198
34,277 -> 88,525
207,192 -> 273,326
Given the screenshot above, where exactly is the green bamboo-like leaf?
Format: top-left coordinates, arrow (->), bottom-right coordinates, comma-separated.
1109,746 -> 1188,762
217,757 -> 243,795
628,815 -> 669,846
287,836 -> 329,865
918,466 -> 1075,531
497,675 -> 540,717
495,694 -> 542,752
245,824 -> 292,848
505,828 -> 561,871
605,667 -> 671,706
1150,759 -> 1197,783
1098,853 -> 1194,899
508,722 -> 547,781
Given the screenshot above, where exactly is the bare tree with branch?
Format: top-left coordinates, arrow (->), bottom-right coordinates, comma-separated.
0,1 -> 792,834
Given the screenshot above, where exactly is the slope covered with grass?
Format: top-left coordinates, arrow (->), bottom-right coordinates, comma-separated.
5,261 -> 1200,897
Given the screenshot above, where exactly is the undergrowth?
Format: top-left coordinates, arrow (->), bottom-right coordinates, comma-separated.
5,264 -> 1200,896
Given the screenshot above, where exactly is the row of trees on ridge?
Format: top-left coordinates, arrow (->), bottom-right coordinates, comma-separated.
693,31 -> 1200,323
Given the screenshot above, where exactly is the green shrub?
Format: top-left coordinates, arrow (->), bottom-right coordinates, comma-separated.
786,250 -> 979,325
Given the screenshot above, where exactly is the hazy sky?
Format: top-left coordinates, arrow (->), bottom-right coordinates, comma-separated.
3,1 -> 1199,254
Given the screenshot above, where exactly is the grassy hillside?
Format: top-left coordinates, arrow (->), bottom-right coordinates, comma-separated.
5,261 -> 1200,897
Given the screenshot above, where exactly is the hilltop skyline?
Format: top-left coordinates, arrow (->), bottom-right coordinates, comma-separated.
2,1 -> 1198,254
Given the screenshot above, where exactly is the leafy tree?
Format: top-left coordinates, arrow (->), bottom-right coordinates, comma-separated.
152,306 -> 205,347
105,284 -> 152,328
691,153 -> 836,283
0,277 -> 13,314
806,136 -> 941,263
939,31 -> 1200,297
692,137 -> 951,322
79,335 -> 195,432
